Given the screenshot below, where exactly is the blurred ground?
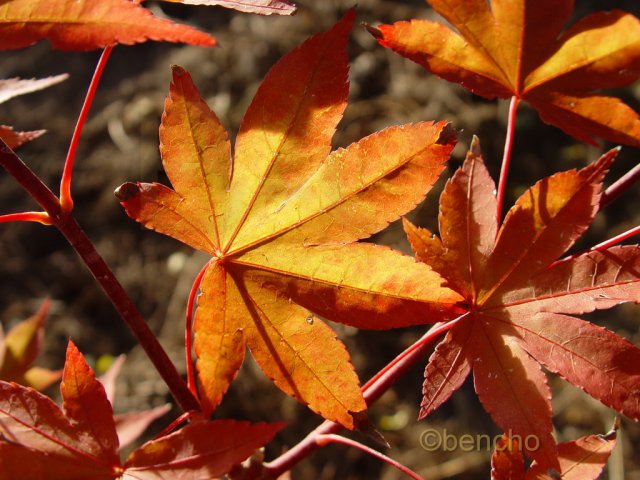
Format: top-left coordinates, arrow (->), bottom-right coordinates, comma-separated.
1,1 -> 639,478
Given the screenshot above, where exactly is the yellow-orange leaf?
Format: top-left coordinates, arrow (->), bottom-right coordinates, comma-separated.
0,0 -> 215,51
117,12 -> 463,427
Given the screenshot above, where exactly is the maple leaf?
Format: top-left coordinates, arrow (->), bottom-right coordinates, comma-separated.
404,138 -> 640,470
0,0 -> 215,51
0,74 -> 68,148
0,340 -> 283,480
371,0 -> 640,147
0,300 -> 61,390
98,354 -> 171,450
160,0 -> 296,15
115,11 -> 463,427
490,435 -> 526,480
0,126 -> 44,149
0,75 -> 69,103
491,421 -> 618,480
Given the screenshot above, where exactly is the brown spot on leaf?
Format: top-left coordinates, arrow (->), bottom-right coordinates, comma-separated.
114,182 -> 140,201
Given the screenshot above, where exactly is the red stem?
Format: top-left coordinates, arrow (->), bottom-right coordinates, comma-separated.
496,96 -> 520,228
185,260 -> 212,397
60,46 -> 114,213
589,225 -> 640,252
0,140 -> 199,413
316,434 -> 423,480
363,315 -> 467,404
263,315 -> 466,477
600,160 -> 640,209
0,211 -> 52,225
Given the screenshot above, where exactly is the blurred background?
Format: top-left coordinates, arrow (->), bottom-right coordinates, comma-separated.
1,1 -> 639,478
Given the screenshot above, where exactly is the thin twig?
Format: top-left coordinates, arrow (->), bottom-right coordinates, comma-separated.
496,96 -> 520,228
589,225 -> 640,252
185,260 -> 212,398
316,434 -> 424,479
600,161 -> 640,209
60,45 -> 114,212
0,140 -> 200,413
0,211 -> 52,224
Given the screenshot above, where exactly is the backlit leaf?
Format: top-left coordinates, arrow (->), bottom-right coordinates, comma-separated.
0,341 -> 121,480
373,1 -> 640,146
123,420 -> 284,479
117,11 -> 463,427
0,300 -> 61,390
526,422 -> 618,479
0,0 -> 215,51
405,141 -> 639,470
0,341 -> 283,479
491,434 -> 525,480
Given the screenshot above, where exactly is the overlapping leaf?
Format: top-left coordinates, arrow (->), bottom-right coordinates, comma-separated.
372,0 -> 640,146
160,0 -> 296,15
404,138 -> 640,469
491,422 -> 618,480
0,341 -> 283,480
0,74 -> 68,148
98,354 -> 171,450
0,0 -> 215,51
116,12 -> 463,427
0,300 -> 61,390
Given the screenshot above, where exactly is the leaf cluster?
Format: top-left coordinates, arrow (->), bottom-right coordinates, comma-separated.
0,1 -> 639,478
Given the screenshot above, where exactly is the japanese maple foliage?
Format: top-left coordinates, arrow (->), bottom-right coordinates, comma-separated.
160,0 -> 296,15
0,341 -> 283,480
0,74 -> 68,148
372,0 -> 640,147
115,11 -> 463,428
0,0 -> 215,50
491,422 -> 618,480
404,138 -> 640,470
0,300 -> 60,391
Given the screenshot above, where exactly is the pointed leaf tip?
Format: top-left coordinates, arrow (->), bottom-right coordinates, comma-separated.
469,135 -> 481,155
171,64 -> 186,77
364,23 -> 383,40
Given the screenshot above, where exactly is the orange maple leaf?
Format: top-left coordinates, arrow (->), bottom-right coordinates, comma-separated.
116,12 -> 463,427
372,0 -> 640,146
0,0 -> 215,51
404,139 -> 640,469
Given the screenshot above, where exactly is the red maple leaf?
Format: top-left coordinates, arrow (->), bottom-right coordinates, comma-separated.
404,139 -> 640,470
491,421 -> 618,479
0,341 -> 283,479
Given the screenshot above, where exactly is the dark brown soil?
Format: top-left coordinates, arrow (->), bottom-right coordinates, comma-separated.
1,1 -> 639,478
